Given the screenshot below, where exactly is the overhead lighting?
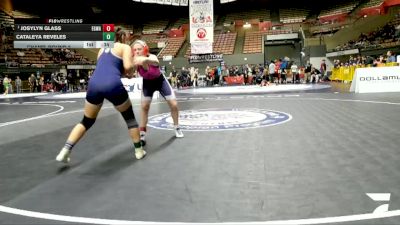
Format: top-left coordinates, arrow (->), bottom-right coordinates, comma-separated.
243,22 -> 251,28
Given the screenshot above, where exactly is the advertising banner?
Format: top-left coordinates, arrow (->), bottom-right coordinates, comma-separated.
350,67 -> 400,93
189,0 -> 213,54
189,53 -> 223,63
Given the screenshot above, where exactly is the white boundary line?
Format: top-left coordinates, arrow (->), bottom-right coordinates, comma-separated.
0,97 -> 400,223
178,84 -> 331,95
309,97 -> 400,105
0,97 -> 399,129
0,103 -> 64,128
0,205 -> 399,224
0,93 -> 48,99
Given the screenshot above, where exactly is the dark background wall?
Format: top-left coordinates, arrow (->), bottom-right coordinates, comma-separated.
264,43 -> 301,64
309,45 -> 327,57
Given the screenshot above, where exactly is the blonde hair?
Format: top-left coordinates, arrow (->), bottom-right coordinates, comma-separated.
132,39 -> 147,47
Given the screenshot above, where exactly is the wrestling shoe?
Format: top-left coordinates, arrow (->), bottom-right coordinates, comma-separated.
175,127 -> 184,138
56,148 -> 71,163
135,148 -> 147,160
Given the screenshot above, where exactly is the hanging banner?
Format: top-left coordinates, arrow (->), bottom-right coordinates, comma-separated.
191,42 -> 212,54
189,0 -> 214,54
189,53 -> 223,63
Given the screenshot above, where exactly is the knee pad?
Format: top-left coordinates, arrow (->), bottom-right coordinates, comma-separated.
80,116 -> 96,130
121,105 -> 138,129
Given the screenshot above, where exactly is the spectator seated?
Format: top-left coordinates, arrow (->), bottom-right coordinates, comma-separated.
331,17 -> 400,52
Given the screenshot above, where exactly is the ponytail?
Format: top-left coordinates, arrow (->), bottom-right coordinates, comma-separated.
115,27 -> 126,43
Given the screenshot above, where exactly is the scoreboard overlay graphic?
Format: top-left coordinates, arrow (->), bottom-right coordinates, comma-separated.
13,19 -> 115,48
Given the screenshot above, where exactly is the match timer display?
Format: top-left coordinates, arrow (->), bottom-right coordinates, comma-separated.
13,19 -> 115,49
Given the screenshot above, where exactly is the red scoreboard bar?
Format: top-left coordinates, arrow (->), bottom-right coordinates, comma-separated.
102,24 -> 115,32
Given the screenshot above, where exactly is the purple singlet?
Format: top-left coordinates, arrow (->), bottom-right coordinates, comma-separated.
138,65 -> 161,80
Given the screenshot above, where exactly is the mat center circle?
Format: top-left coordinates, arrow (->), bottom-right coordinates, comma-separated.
148,108 -> 292,131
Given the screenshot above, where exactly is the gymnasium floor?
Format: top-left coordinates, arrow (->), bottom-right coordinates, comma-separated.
0,82 -> 399,224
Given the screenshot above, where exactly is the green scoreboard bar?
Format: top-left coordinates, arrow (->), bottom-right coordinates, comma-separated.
103,32 -> 115,41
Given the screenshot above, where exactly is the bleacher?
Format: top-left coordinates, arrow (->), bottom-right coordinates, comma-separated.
243,31 -> 264,54
311,25 -> 341,37
243,29 -> 293,54
357,0 -> 385,17
213,32 -> 236,54
142,20 -> 169,34
279,9 -> 309,24
318,1 -> 359,18
185,32 -> 237,57
158,37 -> 186,58
225,9 -> 270,23
9,49 -> 93,66
361,0 -> 384,9
136,34 -> 168,45
1,49 -> 53,66
115,24 -> 133,32
22,52 -> 53,65
171,18 -> 189,29
0,11 -> 15,30
12,10 -> 38,18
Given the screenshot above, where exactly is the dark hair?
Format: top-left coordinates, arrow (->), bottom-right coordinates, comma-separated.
115,27 -> 126,43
